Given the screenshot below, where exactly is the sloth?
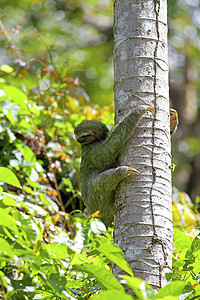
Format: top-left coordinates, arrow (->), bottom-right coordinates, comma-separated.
74,106 -> 178,227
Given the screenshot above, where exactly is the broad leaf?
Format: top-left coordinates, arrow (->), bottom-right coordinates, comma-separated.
73,263 -> 124,291
94,236 -> 133,276
0,64 -> 13,73
122,275 -> 155,299
173,228 -> 192,253
0,238 -> 14,258
0,167 -> 22,189
2,85 -> 29,113
157,281 -> 190,298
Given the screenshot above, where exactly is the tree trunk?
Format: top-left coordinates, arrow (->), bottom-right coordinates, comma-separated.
113,0 -> 172,291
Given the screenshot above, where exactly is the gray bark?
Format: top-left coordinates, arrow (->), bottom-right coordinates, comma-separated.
113,0 -> 172,290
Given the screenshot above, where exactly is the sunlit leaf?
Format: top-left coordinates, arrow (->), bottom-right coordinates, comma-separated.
173,228 -> 192,253
0,64 -> 13,73
173,202 -> 197,228
73,263 -> 124,291
94,236 -> 133,276
2,195 -> 18,206
62,177 -> 73,189
122,275 -> 154,299
0,167 -> 22,189
21,224 -> 39,243
0,238 -> 14,258
45,243 -> 73,259
24,145 -> 36,162
157,281 -> 191,297
2,85 -> 29,113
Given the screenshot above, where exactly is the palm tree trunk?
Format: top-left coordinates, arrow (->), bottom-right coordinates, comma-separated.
113,0 -> 172,290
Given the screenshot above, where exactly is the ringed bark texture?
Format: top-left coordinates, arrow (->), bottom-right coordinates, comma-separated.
113,0 -> 172,290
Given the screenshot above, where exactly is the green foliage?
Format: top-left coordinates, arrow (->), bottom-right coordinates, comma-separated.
0,60 -> 114,214
0,0 -> 114,105
0,168 -> 96,298
166,229 -> 200,299
0,166 -> 197,299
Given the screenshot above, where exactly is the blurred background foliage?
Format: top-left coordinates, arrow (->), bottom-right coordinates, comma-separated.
0,0 -> 200,211
0,0 -> 114,106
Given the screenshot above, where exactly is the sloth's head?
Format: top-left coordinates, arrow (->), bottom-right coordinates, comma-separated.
74,120 -> 109,145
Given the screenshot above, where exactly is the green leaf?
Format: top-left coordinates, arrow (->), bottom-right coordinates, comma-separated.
0,209 -> 19,234
122,275 -> 155,299
62,177 -> 73,189
93,290 -> 135,300
73,263 -> 124,291
190,233 -> 200,253
2,195 -> 18,206
173,228 -> 191,253
45,243 -> 73,259
24,145 -> 36,162
46,273 -> 67,294
95,236 -> 133,276
21,224 -> 39,243
157,281 -> 190,298
0,167 -> 22,189
42,273 -> 74,299
2,85 -> 28,113
39,192 -> 58,212
0,64 -> 13,73
0,237 -> 14,258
